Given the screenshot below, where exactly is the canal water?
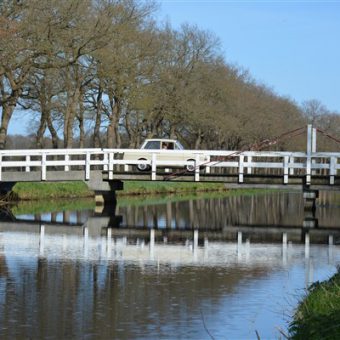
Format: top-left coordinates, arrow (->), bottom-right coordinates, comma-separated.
0,190 -> 340,339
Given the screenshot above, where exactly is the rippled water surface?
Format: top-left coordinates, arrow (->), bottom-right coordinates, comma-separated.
0,191 -> 339,339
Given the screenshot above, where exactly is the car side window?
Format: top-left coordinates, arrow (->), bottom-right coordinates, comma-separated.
144,141 -> 161,149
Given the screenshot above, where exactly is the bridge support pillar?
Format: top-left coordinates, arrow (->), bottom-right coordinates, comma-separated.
302,187 -> 319,228
95,192 -> 116,205
95,180 -> 124,206
303,188 -> 318,210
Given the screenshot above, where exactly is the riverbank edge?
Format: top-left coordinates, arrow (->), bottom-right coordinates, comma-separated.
289,269 -> 340,339
8,181 -> 266,201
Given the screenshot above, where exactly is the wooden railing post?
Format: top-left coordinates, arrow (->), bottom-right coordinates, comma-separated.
109,152 -> 114,180
85,152 -> 90,180
103,153 -> 108,171
64,154 -> 69,172
284,156 -> 289,184
238,155 -> 244,183
247,156 -> 252,174
25,155 -> 30,172
330,156 -> 336,185
205,155 -> 210,174
151,153 -> 156,180
41,153 -> 46,181
195,154 -> 200,182
289,156 -> 295,175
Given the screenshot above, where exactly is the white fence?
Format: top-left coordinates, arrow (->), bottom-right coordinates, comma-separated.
0,148 -> 339,185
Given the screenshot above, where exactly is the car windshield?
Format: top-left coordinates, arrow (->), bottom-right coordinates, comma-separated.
175,141 -> 184,150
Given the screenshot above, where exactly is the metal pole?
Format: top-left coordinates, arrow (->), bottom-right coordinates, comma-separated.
306,125 -> 312,185
312,127 -> 317,153
307,124 -> 312,155
312,127 -> 317,175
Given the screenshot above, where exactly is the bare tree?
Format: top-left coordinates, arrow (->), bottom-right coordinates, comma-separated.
302,99 -> 329,125
0,1 -> 40,148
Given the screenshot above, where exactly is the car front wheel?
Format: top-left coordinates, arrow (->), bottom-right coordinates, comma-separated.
137,158 -> 150,171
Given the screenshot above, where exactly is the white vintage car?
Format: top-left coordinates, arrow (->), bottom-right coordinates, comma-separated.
123,138 -> 209,172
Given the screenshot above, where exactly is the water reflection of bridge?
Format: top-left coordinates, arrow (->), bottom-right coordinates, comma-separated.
0,218 -> 339,245
2,229 -> 336,340
5,189 -> 340,247
0,220 -> 338,270
117,191 -> 340,230
1,191 -> 340,245
0,217 -> 337,307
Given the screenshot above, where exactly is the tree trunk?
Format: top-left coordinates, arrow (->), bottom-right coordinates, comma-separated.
78,90 -> 85,148
78,113 -> 85,148
115,121 -> 121,148
93,86 -> 103,148
107,109 -> 119,148
63,65 -> 80,148
65,101 -> 75,148
36,100 -> 50,148
36,119 -> 47,149
107,95 -> 120,148
46,114 -> 59,148
126,113 -> 138,148
64,88 -> 80,148
194,129 -> 203,149
0,102 -> 16,149
0,77 -> 21,149
169,124 -> 177,139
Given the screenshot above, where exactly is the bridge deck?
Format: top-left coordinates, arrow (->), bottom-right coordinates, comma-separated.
103,172 -> 340,190
0,147 -> 339,190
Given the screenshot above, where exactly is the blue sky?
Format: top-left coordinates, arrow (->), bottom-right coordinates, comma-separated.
8,0 -> 340,135
158,0 -> 340,111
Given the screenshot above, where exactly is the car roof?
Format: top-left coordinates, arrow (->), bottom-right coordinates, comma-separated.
144,138 -> 178,143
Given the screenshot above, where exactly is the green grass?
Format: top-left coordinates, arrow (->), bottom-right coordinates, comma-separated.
12,182 -> 94,200
10,181 -> 228,201
289,270 -> 340,339
118,181 -> 229,196
9,188 -> 269,216
10,180 -> 281,202
11,198 -> 95,216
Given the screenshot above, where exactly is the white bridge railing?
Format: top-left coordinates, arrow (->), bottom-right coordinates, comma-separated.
0,148 -> 339,185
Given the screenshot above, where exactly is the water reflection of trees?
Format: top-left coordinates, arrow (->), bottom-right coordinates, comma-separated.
117,191 -> 340,229
0,236 -> 8,279
120,192 -> 295,228
0,257 -> 269,339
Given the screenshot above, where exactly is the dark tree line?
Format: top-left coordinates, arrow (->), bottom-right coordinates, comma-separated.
1,0 -> 339,151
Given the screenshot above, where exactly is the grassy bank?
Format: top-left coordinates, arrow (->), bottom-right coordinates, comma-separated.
117,181 -> 228,196
11,182 -> 94,200
10,181 -> 284,202
11,198 -> 95,216
289,269 -> 340,339
9,188 -> 272,216
10,181 -> 230,201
